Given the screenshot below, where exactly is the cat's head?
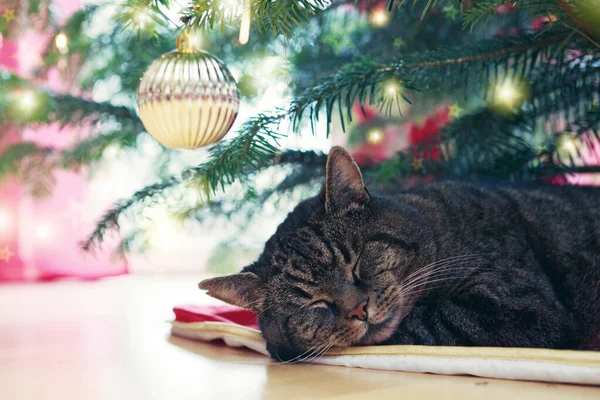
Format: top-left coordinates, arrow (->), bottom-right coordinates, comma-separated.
199,146 -> 434,360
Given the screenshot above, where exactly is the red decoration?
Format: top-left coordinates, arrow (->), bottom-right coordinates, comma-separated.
495,3 -> 517,14
531,15 -> 558,31
357,0 -> 387,13
408,106 -> 450,161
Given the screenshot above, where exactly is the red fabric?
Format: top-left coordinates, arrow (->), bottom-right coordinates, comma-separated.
174,305 -> 260,330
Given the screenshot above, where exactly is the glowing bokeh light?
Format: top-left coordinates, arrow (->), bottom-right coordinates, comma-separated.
133,11 -> 151,29
492,79 -> 529,112
385,79 -> 401,96
369,9 -> 390,27
367,128 -> 385,145
55,32 -> 69,54
14,89 -> 38,114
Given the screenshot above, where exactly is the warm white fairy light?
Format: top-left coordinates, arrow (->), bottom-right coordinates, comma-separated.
133,10 -> 151,29
54,32 -> 69,54
385,79 -> 401,96
496,83 -> 519,105
369,9 -> 390,27
367,128 -> 385,145
14,89 -> 38,114
492,79 -> 528,111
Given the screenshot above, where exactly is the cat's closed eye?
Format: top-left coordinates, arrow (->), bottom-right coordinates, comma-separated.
352,249 -> 365,284
308,299 -> 334,309
352,263 -> 361,284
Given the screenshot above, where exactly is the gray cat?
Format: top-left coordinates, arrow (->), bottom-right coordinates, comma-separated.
200,146 -> 600,361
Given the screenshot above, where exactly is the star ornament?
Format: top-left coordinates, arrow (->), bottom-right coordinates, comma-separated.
449,103 -> 463,118
2,8 -> 15,23
393,38 -> 405,48
0,245 -> 14,262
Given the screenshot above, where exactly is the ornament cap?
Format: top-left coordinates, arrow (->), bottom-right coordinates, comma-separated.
176,30 -> 203,53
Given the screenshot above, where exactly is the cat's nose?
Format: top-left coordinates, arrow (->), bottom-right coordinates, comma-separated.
347,299 -> 368,321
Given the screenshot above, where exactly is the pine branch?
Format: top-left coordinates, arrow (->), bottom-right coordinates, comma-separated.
461,0 -> 564,31
290,31 -> 573,133
81,178 -> 180,252
182,0 -> 332,36
118,0 -> 332,37
82,112 -> 287,250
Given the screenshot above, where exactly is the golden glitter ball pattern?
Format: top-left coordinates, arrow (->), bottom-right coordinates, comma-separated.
137,33 -> 240,149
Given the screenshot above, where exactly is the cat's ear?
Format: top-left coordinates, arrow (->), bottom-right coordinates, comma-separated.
198,272 -> 264,313
324,146 -> 370,213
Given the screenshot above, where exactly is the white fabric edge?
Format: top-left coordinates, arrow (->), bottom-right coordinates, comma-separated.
171,325 -> 270,356
313,354 -> 600,385
171,326 -> 600,385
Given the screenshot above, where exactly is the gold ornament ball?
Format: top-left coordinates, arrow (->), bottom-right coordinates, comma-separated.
137,32 -> 240,149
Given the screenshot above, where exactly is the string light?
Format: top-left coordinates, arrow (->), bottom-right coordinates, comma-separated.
54,32 -> 69,54
367,128 -> 385,145
492,79 -> 529,112
369,8 -> 390,27
12,89 -> 39,116
133,10 -> 151,29
384,79 -> 401,96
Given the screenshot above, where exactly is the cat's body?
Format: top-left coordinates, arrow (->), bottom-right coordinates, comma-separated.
200,147 -> 600,361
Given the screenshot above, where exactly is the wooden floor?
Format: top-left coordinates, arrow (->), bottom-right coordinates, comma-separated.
0,275 -> 598,400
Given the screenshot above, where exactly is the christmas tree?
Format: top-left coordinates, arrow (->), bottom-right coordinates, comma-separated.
1,0 -> 599,259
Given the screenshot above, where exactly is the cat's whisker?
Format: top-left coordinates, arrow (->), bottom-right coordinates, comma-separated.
401,255 -> 489,281
399,264 -> 485,289
251,304 -> 275,323
401,275 -> 473,297
298,344 -> 330,364
399,260 -> 485,290
301,342 -> 333,363
402,254 -> 484,283
276,342 -> 327,364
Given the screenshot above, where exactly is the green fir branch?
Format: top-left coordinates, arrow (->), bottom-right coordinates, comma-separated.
117,0 -> 333,37
82,112 -> 287,251
290,31 -> 572,133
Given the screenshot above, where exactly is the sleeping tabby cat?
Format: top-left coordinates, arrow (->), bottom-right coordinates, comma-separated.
199,146 -> 600,361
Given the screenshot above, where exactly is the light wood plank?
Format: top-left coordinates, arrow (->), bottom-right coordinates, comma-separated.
0,276 -> 598,399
